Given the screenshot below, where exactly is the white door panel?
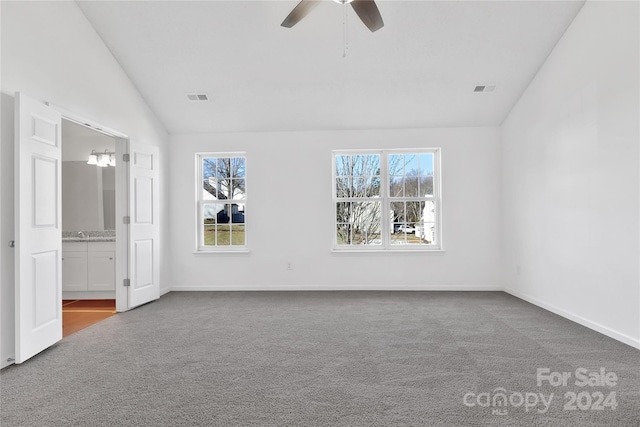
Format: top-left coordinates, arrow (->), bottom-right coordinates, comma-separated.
128,144 -> 160,308
15,92 -> 63,363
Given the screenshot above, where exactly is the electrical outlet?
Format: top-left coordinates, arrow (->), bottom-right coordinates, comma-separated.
287,262 -> 293,270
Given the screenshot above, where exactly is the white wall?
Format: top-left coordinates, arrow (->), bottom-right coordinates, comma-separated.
501,1 -> 639,348
0,1 -> 171,367
170,127 -> 502,290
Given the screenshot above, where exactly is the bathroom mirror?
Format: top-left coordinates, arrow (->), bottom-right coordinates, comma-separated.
61,120 -> 117,233
62,162 -> 116,232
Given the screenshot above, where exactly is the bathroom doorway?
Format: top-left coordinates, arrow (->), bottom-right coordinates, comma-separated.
61,119 -> 119,336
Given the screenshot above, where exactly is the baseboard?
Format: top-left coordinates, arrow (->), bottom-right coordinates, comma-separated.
1,356 -> 15,370
504,287 -> 640,350
62,291 -> 115,300
159,287 -> 171,297
168,284 -> 503,292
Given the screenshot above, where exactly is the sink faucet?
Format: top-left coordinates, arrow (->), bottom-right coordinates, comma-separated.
77,231 -> 85,238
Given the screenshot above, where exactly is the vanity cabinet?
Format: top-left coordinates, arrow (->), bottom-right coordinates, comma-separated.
62,242 -> 115,291
61,242 -> 88,291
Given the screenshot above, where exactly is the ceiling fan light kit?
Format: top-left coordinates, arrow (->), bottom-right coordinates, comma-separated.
282,0 -> 384,32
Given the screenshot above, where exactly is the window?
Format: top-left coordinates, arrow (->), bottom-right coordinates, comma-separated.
197,153 -> 247,251
333,149 -> 441,250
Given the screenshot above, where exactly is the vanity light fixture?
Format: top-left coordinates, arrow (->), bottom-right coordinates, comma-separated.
88,149 -> 116,167
97,153 -> 109,167
87,150 -> 98,165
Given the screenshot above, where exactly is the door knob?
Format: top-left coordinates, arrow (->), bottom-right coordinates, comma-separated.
8,240 -> 15,248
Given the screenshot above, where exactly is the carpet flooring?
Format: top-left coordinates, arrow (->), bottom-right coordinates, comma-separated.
1,291 -> 638,426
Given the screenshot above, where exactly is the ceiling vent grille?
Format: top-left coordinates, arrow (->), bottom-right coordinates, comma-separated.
474,85 -> 496,93
186,93 -> 209,102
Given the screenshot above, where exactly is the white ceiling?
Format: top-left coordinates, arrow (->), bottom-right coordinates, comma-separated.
76,0 -> 585,134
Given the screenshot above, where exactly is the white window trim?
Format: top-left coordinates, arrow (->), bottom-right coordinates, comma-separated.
332,148 -> 442,252
195,152 -> 248,253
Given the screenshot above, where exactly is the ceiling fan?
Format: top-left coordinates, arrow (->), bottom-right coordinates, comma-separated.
281,0 -> 384,32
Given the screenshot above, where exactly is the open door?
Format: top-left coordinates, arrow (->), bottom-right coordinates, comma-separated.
128,144 -> 160,308
14,93 -> 63,363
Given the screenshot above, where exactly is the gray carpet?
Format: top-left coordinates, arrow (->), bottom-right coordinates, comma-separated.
1,291 -> 638,426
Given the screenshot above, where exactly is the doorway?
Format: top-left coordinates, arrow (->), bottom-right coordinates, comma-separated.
60,119 -> 120,336
13,92 -> 160,364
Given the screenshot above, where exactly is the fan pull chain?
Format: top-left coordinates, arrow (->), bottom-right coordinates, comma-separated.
342,4 -> 349,58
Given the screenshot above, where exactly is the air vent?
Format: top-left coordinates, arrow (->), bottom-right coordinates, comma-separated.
186,93 -> 209,102
474,85 -> 496,93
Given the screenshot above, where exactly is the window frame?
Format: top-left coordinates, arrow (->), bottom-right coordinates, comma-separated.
196,152 -> 248,253
332,148 -> 442,252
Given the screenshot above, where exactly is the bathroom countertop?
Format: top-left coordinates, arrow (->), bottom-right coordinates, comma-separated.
62,231 -> 116,242
62,236 -> 116,242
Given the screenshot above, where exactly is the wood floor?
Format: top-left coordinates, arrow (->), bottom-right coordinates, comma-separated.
62,299 -> 116,337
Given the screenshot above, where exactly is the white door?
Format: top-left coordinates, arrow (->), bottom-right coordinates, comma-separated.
14,92 -> 63,363
128,144 -> 160,308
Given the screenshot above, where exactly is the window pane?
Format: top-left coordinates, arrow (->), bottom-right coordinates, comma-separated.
352,155 -> 366,176
216,158 -> 231,181
364,155 -> 380,176
365,176 -> 381,197
335,155 -> 351,177
390,201 -> 429,246
391,201 -> 405,222
389,154 -> 404,176
202,158 -> 217,181
422,200 -> 435,223
207,203 -> 227,224
404,175 -> 419,197
232,179 -> 246,200
352,177 -> 366,197
403,153 -> 419,175
422,223 -> 436,244
336,202 -> 351,223
229,202 -> 245,224
336,224 -> 351,245
204,224 -> 216,246
419,153 -> 433,176
419,176 -> 434,197
404,222 -> 423,244
389,176 -> 403,197
215,224 -> 231,246
335,201 -> 381,245
232,157 -> 246,178
231,225 -> 245,246
406,201 -> 424,224
336,177 -> 351,198
391,229 -> 405,244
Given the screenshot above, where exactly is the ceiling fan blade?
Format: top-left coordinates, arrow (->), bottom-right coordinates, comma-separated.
351,0 -> 384,32
281,0 -> 322,28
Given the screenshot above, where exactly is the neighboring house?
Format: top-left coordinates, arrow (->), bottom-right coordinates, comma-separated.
415,201 -> 436,243
203,177 -> 245,223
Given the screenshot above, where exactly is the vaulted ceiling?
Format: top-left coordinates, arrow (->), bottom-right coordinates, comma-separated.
77,0 -> 585,134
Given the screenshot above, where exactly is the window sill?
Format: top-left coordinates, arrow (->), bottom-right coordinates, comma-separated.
193,249 -> 250,255
331,248 -> 445,254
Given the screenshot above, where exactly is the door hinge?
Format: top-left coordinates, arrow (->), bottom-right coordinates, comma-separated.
122,153 -> 130,162
123,216 -> 130,224
123,278 -> 130,287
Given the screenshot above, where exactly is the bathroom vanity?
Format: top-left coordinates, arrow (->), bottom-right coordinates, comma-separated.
62,233 -> 116,299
